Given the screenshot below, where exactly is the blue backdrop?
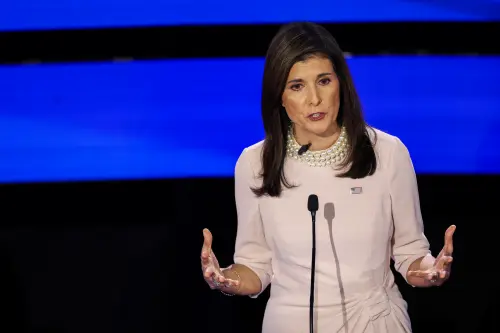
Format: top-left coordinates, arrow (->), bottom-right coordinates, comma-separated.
0,56 -> 499,183
1,0 -> 499,31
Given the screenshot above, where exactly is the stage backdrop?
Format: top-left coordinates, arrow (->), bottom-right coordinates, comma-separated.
1,0 -> 499,31
0,55 -> 499,184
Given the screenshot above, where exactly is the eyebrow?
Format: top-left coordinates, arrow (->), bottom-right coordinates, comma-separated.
287,72 -> 333,84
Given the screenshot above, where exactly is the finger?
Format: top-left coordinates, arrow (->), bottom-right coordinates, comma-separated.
441,256 -> 453,269
203,266 -> 215,279
201,228 -> 213,257
201,251 -> 211,267
440,257 -> 453,278
204,266 -> 225,282
201,252 -> 211,265
424,271 -> 439,284
202,228 -> 213,250
217,273 -> 226,283
204,270 -> 222,289
444,225 -> 456,255
223,278 -> 240,288
204,271 -> 217,288
408,270 -> 431,278
434,255 -> 448,271
439,269 -> 449,279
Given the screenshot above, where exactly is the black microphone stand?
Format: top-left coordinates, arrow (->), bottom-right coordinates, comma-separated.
307,195 -> 319,333
310,210 -> 316,333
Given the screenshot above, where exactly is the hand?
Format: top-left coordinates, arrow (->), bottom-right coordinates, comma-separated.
201,228 -> 240,290
408,225 -> 456,286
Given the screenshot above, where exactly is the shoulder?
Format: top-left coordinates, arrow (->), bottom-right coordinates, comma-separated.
368,127 -> 412,169
369,127 -> 402,151
240,140 -> 264,161
235,140 -> 264,179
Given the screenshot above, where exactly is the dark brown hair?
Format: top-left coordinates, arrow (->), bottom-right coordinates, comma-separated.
252,22 -> 377,197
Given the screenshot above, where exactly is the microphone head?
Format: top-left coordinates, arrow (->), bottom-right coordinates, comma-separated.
307,194 -> 319,212
298,143 -> 311,155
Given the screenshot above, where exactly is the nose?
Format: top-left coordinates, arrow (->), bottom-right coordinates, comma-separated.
308,86 -> 322,106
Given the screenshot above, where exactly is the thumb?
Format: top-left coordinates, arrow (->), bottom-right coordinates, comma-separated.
444,225 -> 456,255
202,228 -> 213,252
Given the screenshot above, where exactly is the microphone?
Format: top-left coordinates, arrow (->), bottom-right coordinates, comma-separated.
298,143 -> 312,155
307,194 -> 319,333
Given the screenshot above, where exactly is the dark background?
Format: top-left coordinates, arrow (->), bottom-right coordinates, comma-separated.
1,20 -> 499,333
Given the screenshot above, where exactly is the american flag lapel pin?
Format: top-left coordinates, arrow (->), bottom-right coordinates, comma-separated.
350,187 -> 363,194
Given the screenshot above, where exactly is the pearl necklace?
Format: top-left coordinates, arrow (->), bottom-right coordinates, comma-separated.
286,126 -> 349,167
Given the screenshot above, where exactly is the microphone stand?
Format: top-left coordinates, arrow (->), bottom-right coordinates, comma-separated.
309,209 -> 316,333
307,194 -> 318,333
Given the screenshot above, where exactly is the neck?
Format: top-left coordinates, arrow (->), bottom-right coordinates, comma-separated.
293,125 -> 341,151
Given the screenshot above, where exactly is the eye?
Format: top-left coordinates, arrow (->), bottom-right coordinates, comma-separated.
290,84 -> 303,91
319,78 -> 331,85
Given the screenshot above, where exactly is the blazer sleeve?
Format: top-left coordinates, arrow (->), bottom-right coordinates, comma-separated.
233,148 -> 273,297
389,137 -> 432,283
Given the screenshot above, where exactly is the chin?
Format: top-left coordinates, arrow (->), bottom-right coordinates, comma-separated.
307,123 -> 333,137
307,118 -> 337,135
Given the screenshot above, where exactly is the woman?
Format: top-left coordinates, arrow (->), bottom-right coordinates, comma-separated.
200,22 -> 455,332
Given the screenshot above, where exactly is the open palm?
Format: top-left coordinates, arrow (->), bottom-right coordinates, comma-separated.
408,225 -> 456,286
201,228 -> 239,289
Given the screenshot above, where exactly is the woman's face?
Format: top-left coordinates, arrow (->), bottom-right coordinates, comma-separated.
282,55 -> 340,141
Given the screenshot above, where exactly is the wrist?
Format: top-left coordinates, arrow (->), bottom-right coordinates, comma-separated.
220,265 -> 242,295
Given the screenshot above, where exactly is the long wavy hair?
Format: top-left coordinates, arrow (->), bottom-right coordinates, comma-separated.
252,22 -> 377,197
